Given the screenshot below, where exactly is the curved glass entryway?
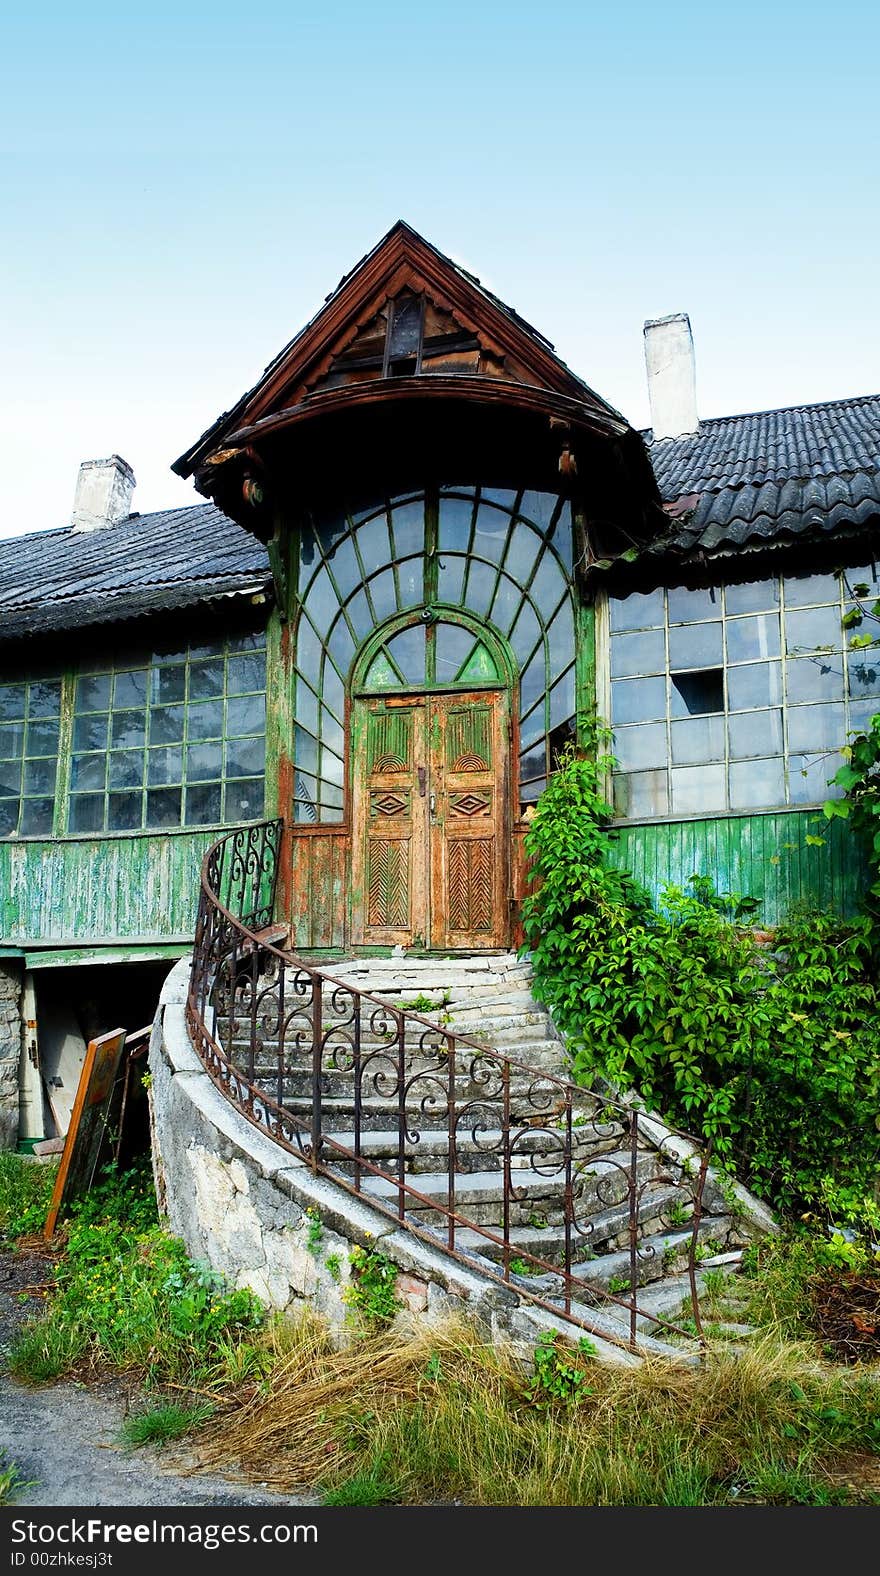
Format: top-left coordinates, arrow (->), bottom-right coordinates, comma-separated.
293,486 -> 576,823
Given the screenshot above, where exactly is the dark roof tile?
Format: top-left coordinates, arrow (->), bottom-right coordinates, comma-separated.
643,394 -> 880,558
0,502 -> 271,642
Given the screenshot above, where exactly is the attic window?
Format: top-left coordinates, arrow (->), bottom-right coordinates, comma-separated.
385,293 -> 423,376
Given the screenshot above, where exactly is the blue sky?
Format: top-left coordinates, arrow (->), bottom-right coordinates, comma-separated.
1,0 -> 878,537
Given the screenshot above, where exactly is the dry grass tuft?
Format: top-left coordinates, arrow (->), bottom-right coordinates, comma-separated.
190,1314 -> 880,1506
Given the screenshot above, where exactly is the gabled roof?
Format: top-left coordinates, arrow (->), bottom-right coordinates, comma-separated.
642,393 -> 880,560
173,220 -> 630,480
0,503 -> 271,644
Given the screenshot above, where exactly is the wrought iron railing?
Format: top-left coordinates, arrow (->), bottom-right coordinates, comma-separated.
186,820 -> 718,1355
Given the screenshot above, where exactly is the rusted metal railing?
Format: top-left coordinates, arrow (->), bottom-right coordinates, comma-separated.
186,821 -> 715,1354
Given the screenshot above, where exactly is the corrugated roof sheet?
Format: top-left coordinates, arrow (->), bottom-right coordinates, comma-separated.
643,393 -> 880,558
0,502 -> 271,643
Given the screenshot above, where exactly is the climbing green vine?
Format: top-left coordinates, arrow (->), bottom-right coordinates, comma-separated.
521,737 -> 880,1218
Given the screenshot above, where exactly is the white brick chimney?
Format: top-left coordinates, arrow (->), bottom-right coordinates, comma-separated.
71,456 -> 135,531
643,313 -> 698,440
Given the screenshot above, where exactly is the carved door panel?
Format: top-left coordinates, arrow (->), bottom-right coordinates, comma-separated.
428,691 -> 509,950
351,699 -> 428,946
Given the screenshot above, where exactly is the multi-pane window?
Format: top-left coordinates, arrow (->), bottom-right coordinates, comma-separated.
295,487 -> 575,822
0,677 -> 61,835
68,633 -> 267,834
609,565 -> 880,819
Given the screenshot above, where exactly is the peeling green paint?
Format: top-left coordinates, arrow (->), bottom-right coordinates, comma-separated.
607,809 -> 866,925
0,829 -> 221,945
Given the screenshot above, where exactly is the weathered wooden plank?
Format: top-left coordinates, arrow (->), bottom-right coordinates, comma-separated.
284,829 -> 349,952
0,830 -> 223,945
609,811 -> 866,924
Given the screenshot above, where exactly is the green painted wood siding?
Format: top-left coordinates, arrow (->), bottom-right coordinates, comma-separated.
0,829 -> 222,945
606,810 -> 867,924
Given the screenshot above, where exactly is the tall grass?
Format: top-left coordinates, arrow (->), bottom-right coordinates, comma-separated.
194,1315 -> 880,1506
0,1152 -> 56,1244
7,1160 -> 264,1387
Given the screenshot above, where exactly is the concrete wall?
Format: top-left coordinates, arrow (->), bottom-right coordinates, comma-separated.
0,961 -> 22,1149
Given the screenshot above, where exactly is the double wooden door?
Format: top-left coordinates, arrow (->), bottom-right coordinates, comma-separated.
351,690 -> 510,950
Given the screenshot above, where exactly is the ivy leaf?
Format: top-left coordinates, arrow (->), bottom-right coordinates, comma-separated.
805,835 -> 826,847
849,633 -> 875,649
822,800 -> 851,820
842,608 -> 863,629
833,765 -> 863,792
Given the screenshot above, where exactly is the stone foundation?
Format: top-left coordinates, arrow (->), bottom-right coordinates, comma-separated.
0,962 -> 23,1150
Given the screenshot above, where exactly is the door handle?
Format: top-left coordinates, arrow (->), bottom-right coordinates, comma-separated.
429,792 -> 436,818
417,766 -> 426,797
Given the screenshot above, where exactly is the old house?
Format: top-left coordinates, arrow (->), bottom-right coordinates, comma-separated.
1,221 -> 877,1149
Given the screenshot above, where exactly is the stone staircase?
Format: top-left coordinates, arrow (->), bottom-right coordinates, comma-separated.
218,950 -> 757,1352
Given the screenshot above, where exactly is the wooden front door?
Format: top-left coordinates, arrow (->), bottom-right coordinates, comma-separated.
351,689 -> 509,950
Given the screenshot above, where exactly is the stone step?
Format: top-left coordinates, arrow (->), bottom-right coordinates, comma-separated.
356,1148 -> 662,1229
276,1095 -> 620,1135
325,1125 -> 628,1173
450,1176 -> 691,1251
571,1219 -> 735,1292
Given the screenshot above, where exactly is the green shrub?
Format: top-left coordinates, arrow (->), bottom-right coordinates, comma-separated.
9,1160 -> 264,1384
521,741 -> 880,1215
0,1153 -> 57,1244
343,1245 -> 399,1328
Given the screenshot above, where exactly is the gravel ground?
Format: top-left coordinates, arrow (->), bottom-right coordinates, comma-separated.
0,1245 -> 318,1509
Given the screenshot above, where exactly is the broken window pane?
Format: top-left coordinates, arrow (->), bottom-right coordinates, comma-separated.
670,669 -> 724,717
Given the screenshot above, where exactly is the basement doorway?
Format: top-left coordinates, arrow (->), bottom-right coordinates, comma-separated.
22,959 -> 174,1157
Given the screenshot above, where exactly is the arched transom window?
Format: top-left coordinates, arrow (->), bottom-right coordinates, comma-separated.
293,487 -> 576,822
